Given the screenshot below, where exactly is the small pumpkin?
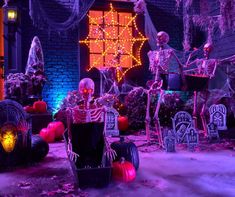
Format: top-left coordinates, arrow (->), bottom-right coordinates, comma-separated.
47,121 -> 65,139
112,157 -> 136,182
111,136 -> 139,170
39,128 -> 55,143
31,135 -> 49,162
33,100 -> 47,113
118,116 -> 129,131
24,105 -> 35,113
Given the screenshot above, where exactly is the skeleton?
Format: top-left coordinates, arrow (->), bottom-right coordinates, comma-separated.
66,78 -> 116,163
146,31 -> 183,147
185,43 -> 235,136
148,31 -> 183,82
145,79 -> 164,146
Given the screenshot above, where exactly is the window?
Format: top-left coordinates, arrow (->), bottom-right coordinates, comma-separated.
88,9 -> 133,70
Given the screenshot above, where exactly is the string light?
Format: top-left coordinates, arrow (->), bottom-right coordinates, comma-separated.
79,3 -> 148,82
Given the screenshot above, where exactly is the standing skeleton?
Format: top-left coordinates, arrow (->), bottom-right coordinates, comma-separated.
185,43 -> 235,136
66,78 -> 116,163
146,31 -> 183,147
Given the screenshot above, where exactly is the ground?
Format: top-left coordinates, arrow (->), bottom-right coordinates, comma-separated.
0,136 -> 235,197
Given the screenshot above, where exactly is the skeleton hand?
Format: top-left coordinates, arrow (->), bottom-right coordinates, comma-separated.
67,139 -> 79,162
149,65 -> 156,73
104,147 -> 117,162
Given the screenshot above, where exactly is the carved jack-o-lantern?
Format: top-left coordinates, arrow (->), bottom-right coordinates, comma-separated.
0,123 -> 17,153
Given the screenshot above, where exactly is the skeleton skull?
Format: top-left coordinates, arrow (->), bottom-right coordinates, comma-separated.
203,43 -> 213,58
79,78 -> 95,106
157,31 -> 169,46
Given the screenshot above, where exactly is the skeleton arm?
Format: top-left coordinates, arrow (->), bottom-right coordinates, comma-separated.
103,106 -> 117,162
219,54 -> 235,65
66,108 -> 79,162
148,50 -> 157,73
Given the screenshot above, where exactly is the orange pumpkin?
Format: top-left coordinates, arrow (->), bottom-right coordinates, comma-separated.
112,157 -> 136,182
47,121 -> 65,139
33,100 -> 47,113
118,116 -> 129,131
39,128 -> 55,143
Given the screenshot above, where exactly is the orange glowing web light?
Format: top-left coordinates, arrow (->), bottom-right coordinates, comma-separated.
79,3 -> 147,82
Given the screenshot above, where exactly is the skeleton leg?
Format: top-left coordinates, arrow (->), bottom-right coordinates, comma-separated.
200,91 -> 209,137
193,91 -> 198,129
145,90 -> 151,142
153,90 -> 164,147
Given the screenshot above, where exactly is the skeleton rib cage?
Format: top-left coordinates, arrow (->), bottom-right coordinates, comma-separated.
71,106 -> 105,124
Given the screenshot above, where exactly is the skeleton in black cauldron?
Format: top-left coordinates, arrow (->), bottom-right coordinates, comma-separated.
66,78 -> 116,162
185,43 -> 235,136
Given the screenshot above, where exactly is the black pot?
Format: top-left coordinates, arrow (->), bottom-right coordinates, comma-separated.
31,135 -> 49,162
111,136 -> 139,170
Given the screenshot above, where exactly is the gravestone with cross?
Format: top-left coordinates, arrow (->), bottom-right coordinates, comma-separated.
207,122 -> 220,142
186,127 -> 199,151
209,104 -> 227,130
172,111 -> 193,144
105,107 -> 119,137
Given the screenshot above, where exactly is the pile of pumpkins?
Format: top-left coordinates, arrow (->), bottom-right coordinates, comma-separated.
111,136 -> 139,183
39,121 -> 65,143
24,100 -> 47,113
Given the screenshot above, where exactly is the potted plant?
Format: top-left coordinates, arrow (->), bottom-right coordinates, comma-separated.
5,73 -> 30,99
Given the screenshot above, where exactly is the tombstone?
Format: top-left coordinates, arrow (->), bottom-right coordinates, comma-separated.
172,111 -> 193,143
105,107 -> 119,137
209,104 -> 227,130
0,99 -> 31,168
207,122 -> 220,142
186,127 -> 199,151
164,130 -> 176,152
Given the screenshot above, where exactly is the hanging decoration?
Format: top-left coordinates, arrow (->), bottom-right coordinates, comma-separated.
177,0 -> 235,47
182,0 -> 193,51
3,0 -> 10,7
192,16 -> 218,44
175,0 -> 193,50
219,0 -> 235,35
29,0 -> 95,32
133,0 -> 158,50
80,4 -> 147,82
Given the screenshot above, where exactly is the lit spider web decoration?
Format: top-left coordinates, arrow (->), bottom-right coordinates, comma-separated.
79,3 -> 147,82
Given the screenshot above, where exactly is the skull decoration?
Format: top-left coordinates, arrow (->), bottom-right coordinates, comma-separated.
203,43 -> 213,58
0,123 -> 17,153
79,78 -> 95,108
156,31 -> 170,47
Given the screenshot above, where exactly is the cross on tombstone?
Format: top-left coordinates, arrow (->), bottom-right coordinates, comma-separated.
209,104 -> 227,130
186,127 -> 199,151
105,107 -> 119,137
207,122 -> 220,142
164,130 -> 176,153
172,111 -> 193,144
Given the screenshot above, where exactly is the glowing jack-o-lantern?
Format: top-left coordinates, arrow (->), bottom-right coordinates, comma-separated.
0,124 -> 17,153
